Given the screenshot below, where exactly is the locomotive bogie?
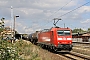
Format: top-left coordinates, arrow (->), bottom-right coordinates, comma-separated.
56,44 -> 72,51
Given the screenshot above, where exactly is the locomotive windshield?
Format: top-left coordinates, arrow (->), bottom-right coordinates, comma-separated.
57,30 -> 70,36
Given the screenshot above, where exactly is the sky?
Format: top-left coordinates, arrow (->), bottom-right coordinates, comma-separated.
0,0 -> 90,34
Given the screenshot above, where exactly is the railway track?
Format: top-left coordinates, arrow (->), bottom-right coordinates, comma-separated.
73,42 -> 90,46
58,51 -> 90,60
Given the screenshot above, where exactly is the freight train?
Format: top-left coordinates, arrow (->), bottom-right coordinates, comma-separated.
28,27 -> 73,52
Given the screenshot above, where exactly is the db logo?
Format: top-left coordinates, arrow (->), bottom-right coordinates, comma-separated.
63,37 -> 66,40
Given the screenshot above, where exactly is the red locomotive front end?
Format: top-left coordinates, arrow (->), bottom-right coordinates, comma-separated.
54,28 -> 72,51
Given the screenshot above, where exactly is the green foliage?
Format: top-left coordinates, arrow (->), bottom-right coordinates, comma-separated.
88,28 -> 90,32
0,40 -> 22,60
72,28 -> 86,33
13,40 -> 40,60
0,36 -> 44,60
0,17 -> 5,28
0,40 -> 41,60
0,28 -> 3,33
0,17 -> 5,39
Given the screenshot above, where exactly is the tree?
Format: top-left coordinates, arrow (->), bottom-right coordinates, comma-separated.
0,17 -> 5,39
0,18 -> 5,28
72,28 -> 86,33
1,17 -> 5,28
87,28 -> 90,32
0,17 -> 5,32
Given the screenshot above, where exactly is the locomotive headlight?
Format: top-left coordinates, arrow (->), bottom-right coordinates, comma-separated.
58,38 -> 62,40
67,38 -> 72,40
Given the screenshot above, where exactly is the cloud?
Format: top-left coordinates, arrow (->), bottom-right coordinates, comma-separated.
80,19 -> 90,24
80,19 -> 90,29
4,20 -> 12,27
14,20 -> 42,34
78,6 -> 90,13
0,0 -> 8,7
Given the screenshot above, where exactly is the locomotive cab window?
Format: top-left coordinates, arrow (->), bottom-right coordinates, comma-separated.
57,30 -> 64,35
57,30 -> 70,36
64,30 -> 70,35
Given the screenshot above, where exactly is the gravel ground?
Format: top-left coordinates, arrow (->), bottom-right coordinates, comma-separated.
72,47 -> 90,56
37,47 -> 69,60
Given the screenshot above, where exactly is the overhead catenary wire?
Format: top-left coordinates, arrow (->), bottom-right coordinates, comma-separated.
42,1 -> 90,29
39,0 -> 73,29
47,0 -> 73,19
58,1 -> 90,18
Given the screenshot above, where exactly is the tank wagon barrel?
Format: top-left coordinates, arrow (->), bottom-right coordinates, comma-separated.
28,31 -> 39,43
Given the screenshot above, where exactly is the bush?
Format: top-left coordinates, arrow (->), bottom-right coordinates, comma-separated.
0,40 -> 41,60
0,40 -> 22,60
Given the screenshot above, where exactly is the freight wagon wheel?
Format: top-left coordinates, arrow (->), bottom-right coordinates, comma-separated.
47,45 -> 51,50
33,39 -> 36,44
40,44 -> 45,49
69,48 -> 72,51
30,39 -> 33,43
54,48 -> 57,52
50,46 -> 57,53
50,46 -> 54,51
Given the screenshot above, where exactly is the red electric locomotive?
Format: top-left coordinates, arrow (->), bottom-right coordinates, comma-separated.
37,27 -> 72,51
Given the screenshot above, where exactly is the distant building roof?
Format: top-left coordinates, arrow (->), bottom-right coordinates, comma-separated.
82,33 -> 90,36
